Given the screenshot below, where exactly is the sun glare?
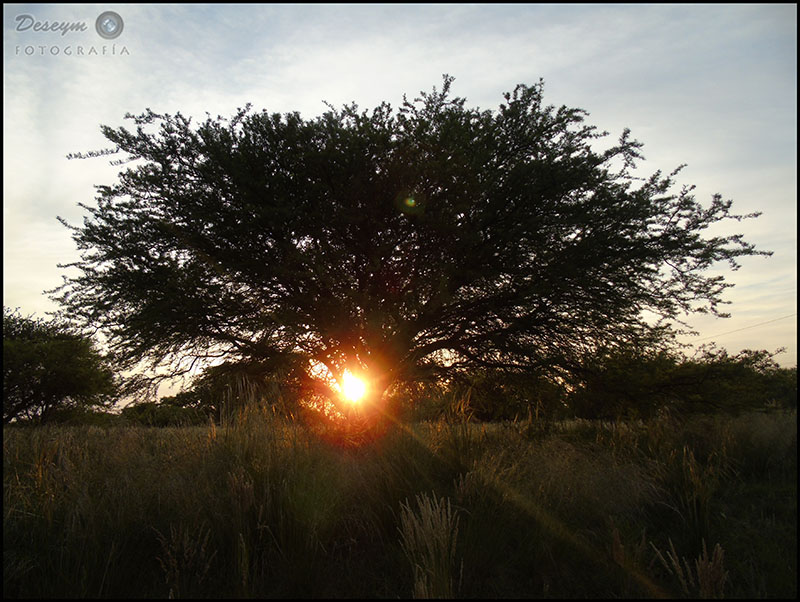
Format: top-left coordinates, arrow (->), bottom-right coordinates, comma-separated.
342,369 -> 367,403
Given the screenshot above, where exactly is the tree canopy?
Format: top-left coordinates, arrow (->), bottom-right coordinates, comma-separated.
53,76 -> 769,420
3,307 -> 117,423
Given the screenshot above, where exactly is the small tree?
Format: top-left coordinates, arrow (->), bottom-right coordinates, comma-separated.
3,307 -> 117,424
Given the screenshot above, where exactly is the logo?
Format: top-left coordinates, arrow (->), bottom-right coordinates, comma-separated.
13,10 -> 130,57
95,11 -> 124,39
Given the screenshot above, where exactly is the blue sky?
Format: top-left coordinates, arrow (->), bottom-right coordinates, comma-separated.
3,3 -> 797,379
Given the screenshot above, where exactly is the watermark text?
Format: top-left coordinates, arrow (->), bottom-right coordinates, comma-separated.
15,14 -> 88,36
15,44 -> 130,56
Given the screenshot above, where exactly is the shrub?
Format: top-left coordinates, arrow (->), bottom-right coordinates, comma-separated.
121,401 -> 207,427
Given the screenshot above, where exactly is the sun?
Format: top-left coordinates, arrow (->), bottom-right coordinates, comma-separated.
341,369 -> 367,403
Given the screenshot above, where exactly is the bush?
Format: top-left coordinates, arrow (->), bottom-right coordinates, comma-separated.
43,406 -> 122,427
121,401 -> 208,427
567,345 -> 796,419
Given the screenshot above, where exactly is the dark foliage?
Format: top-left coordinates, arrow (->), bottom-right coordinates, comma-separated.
3,307 -> 117,424
567,345 -> 796,419
120,400 -> 208,427
38,406 -> 122,426
674,346 -> 797,412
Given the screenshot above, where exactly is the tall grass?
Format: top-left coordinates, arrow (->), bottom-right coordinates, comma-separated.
3,408 -> 796,598
651,538 -> 728,599
398,492 -> 462,598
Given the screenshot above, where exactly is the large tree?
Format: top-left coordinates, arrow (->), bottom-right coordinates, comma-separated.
52,76 -> 769,420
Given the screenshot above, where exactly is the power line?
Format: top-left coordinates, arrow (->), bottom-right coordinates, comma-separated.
693,313 -> 797,342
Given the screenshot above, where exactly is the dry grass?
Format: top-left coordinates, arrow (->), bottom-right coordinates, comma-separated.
3,409 -> 795,598
651,538 -> 728,599
154,522 -> 217,599
398,491 -> 462,598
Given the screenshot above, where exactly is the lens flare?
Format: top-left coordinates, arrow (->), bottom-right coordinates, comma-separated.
395,190 -> 425,215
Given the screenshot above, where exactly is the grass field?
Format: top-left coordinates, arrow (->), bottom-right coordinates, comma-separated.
3,408 -> 796,598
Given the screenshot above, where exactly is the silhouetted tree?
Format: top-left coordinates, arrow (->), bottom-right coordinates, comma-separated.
52,76 -> 769,423
3,307 -> 117,423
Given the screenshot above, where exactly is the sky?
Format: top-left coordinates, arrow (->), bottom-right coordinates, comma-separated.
3,3 -> 797,389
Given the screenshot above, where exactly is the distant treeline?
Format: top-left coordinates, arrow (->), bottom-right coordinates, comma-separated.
13,345 -> 795,428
